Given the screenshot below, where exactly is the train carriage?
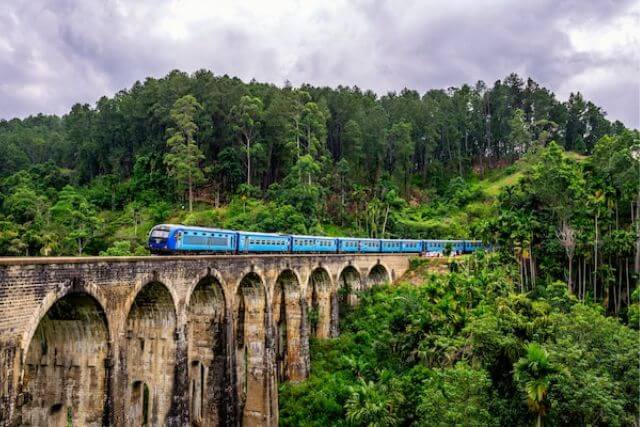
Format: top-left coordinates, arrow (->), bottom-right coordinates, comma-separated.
357,238 -> 381,253
464,240 -> 484,253
337,238 -> 360,253
149,224 -> 237,254
237,231 -> 290,253
447,240 -> 466,254
423,239 -> 447,255
401,239 -> 423,253
291,235 -> 338,252
380,239 -> 403,253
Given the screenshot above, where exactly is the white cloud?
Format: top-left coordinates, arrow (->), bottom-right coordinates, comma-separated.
0,0 -> 637,127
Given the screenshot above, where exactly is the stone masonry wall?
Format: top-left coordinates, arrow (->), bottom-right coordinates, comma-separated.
0,254 -> 410,426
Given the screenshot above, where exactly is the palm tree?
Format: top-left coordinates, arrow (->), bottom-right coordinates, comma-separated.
513,343 -> 558,427
345,378 -> 402,427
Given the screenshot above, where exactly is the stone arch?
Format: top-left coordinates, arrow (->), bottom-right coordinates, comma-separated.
333,266 -> 362,336
187,274 -> 230,426
22,292 -> 109,426
21,281 -> 111,364
122,281 -> 177,426
273,269 -> 307,382
306,267 -> 333,339
234,272 -> 269,425
185,268 -> 228,308
367,263 -> 391,288
122,275 -> 180,329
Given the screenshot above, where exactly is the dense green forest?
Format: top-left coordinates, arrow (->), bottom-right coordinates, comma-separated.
280,254 -> 640,426
1,69 -> 637,311
1,69 -> 638,424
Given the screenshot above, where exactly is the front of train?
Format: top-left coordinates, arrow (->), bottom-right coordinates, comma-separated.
147,224 -> 176,253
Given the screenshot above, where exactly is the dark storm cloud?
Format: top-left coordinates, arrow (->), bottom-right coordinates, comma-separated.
0,0 -> 638,127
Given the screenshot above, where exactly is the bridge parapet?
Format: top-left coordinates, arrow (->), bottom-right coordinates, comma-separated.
0,254 -> 410,426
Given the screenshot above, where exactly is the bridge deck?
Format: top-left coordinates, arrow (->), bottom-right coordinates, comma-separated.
0,252 -> 417,265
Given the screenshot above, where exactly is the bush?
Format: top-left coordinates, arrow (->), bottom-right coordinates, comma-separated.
99,240 -> 133,256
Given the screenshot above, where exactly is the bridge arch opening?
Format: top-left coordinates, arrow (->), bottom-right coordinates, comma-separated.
187,275 -> 229,426
273,269 -> 306,382
234,272 -> 267,425
334,266 -> 361,335
123,281 -> 176,426
307,268 -> 332,339
368,264 -> 390,288
22,292 -> 109,426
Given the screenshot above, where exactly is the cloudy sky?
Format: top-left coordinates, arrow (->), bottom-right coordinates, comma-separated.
1,0 -> 639,127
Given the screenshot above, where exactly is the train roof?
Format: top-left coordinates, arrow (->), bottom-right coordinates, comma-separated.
290,234 -> 337,239
156,224 -> 238,234
236,230 -> 290,237
150,224 -> 483,243
336,237 -> 379,241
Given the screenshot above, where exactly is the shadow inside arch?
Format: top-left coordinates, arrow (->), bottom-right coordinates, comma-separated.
22,292 -> 110,426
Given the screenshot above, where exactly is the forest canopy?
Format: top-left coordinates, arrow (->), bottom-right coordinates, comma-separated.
0,69 -> 638,317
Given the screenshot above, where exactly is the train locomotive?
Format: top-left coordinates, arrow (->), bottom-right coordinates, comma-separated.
148,224 -> 487,256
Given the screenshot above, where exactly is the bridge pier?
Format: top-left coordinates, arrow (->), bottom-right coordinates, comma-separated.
0,254 -> 409,426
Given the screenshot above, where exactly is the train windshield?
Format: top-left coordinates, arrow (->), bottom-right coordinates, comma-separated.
150,227 -> 170,239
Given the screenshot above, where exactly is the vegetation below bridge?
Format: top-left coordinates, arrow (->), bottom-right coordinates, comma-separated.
279,253 -> 640,426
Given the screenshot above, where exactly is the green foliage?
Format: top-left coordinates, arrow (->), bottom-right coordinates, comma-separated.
164,95 -> 205,212
100,240 -> 134,256
49,186 -> 101,255
280,253 -> 639,425
485,137 -> 638,311
416,364 -> 495,426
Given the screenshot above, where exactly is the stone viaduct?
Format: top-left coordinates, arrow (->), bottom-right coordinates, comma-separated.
0,253 -> 411,426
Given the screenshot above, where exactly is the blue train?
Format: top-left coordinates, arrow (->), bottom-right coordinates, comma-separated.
148,224 -> 487,256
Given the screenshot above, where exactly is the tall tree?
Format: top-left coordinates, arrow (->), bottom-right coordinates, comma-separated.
387,122 -> 414,195
164,95 -> 205,212
509,108 -> 531,156
514,343 -> 559,427
231,95 -> 264,186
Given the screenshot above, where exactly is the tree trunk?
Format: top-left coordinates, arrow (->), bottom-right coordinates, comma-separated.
529,241 -> 536,288
519,258 -> 524,292
381,204 -> 390,238
568,256 -> 573,294
188,173 -> 193,212
626,257 -> 630,305
576,258 -> 582,299
594,212 -> 599,301
246,136 -> 251,186
635,191 -> 640,274
296,119 -> 300,157
404,168 -> 408,196
340,177 -> 345,226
